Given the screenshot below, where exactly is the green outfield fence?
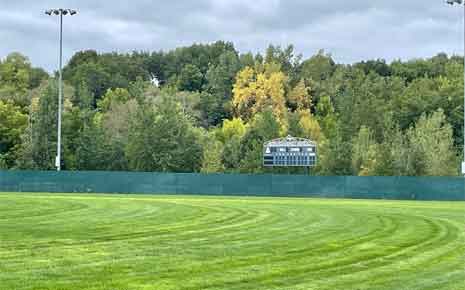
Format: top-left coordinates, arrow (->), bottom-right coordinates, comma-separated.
0,171 -> 464,201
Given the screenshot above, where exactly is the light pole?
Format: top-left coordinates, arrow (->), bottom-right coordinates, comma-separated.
45,9 -> 77,171
446,0 -> 465,175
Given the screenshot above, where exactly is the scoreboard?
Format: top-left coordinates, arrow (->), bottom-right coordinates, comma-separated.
263,136 -> 317,167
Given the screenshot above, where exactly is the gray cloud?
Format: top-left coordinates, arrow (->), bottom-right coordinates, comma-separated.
0,0 -> 462,71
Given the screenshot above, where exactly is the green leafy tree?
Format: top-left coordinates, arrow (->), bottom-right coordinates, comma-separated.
126,95 -> 203,172
16,80 -> 78,170
72,81 -> 94,110
202,51 -> 241,126
354,59 -> 392,77
0,100 -> 28,167
374,117 -> 410,176
198,92 -> 220,127
97,88 -> 131,112
407,109 -> 458,176
239,52 -> 256,68
177,64 -> 203,92
287,112 -> 303,138
63,50 -> 99,75
316,95 -> 337,139
393,77 -> 440,130
148,88 -> 202,126
437,62 -> 464,147
351,126 -> 379,176
96,98 -> 140,171
300,50 -> 335,82
74,107 -> 132,171
0,52 -> 32,106
16,81 -> 58,169
265,44 -> 302,84
239,110 -> 281,173
69,62 -> 111,104
316,127 -> 352,176
217,118 -> 247,171
28,67 -> 49,89
201,133 -> 225,173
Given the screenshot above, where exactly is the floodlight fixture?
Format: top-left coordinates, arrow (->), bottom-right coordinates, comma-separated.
45,9 -> 78,16
446,0 -> 463,5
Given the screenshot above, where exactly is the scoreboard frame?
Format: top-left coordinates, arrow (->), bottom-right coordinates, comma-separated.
263,136 -> 317,167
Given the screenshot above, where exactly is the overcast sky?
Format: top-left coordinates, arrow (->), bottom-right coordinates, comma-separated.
0,0 -> 463,71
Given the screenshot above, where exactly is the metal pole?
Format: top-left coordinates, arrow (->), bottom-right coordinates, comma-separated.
57,10 -> 63,171
462,4 -> 465,175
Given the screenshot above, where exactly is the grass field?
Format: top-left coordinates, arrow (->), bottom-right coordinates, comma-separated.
0,193 -> 464,290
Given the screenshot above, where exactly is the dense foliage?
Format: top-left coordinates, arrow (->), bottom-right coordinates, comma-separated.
0,42 -> 463,175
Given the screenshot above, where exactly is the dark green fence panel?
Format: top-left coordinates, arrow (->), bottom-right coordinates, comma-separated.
345,176 -> 406,200
246,174 -> 272,196
304,176 -> 347,198
0,170 -> 463,201
220,174 -> 248,196
176,173 -> 221,195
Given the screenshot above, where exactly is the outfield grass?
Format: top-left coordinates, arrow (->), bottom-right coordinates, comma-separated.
0,193 -> 464,290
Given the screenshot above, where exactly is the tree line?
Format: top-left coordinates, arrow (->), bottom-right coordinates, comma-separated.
0,41 -> 463,176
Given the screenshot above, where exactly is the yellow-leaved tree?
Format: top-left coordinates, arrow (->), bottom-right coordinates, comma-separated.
298,109 -> 323,143
232,65 -> 287,132
288,79 -> 312,111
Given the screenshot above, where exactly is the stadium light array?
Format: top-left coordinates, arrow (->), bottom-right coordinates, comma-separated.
44,9 -> 77,171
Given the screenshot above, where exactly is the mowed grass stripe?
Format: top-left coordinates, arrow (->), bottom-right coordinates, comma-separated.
0,193 -> 463,290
